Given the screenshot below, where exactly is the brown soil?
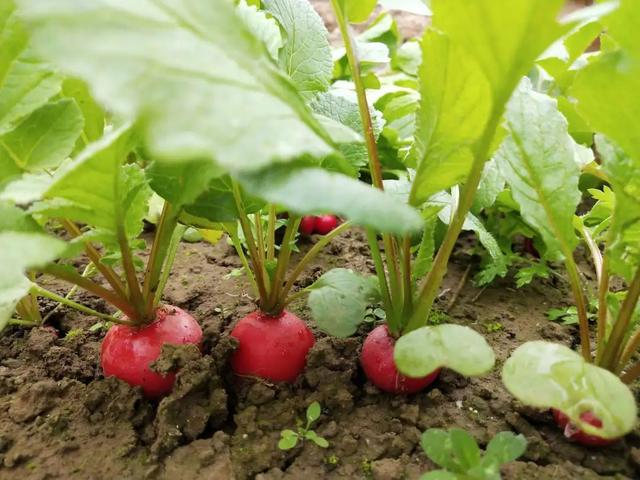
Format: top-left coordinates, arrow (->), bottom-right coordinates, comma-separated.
1,229 -> 639,480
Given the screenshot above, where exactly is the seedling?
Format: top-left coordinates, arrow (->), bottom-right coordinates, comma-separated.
501,0 -> 639,445
420,428 -> 527,480
278,402 -> 329,450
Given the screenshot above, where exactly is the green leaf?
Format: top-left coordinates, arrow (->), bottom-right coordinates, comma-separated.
421,428 -> 481,474
495,80 -> 581,261
421,429 -> 459,472
394,324 -> 495,378
237,166 -> 423,234
62,78 -> 105,144
392,40 -> 421,76
0,202 -> 41,232
432,0 -> 567,102
449,429 -> 481,471
308,268 -> 380,338
306,401 -> 321,424
264,0 -> 332,96
380,0 -> 431,16
473,159 -> 504,212
410,30 -> 491,204
0,99 -> 83,170
0,231 -> 66,330
16,0 -> 333,172
278,429 -> 299,450
502,341 -> 637,439
341,0 -> 377,23
0,6 -> 61,136
311,92 -> 382,170
304,430 -> 329,448
35,125 -> 150,240
483,432 -> 527,466
236,0 -> 283,61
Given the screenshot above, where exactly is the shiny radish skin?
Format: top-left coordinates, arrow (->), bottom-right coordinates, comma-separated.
101,305 -> 203,399
299,216 -> 317,236
314,215 -> 339,235
230,310 -> 315,382
361,325 -> 440,394
552,409 -> 618,447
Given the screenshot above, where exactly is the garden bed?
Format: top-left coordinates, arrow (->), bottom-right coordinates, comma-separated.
0,230 -> 638,480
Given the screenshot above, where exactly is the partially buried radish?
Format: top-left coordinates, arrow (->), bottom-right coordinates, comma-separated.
361,325 -> 439,394
231,310 -> 315,382
314,215 -> 339,235
101,305 -> 202,399
299,216 -> 317,236
552,409 -> 617,447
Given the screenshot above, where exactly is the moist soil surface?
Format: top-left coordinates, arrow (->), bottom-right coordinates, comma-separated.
1,229 -> 639,480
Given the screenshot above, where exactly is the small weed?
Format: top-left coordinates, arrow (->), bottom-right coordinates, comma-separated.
278,401 -> 329,450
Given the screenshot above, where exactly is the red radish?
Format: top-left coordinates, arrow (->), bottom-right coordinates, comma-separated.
552,409 -> 617,447
101,305 -> 202,399
314,215 -> 339,235
299,216 -> 317,236
361,325 -> 440,394
230,310 -> 315,382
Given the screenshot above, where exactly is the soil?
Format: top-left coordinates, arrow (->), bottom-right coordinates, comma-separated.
2,2 -> 637,480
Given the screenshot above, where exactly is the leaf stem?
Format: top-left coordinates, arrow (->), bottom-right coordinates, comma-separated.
43,262 -> 95,323
401,235 -> 413,319
278,221 -> 352,309
30,283 -> 123,324
620,359 -> 640,384
231,179 -> 270,304
61,219 -> 128,300
152,224 -> 186,309
227,226 -> 260,299
265,216 -> 299,313
563,255 -> 592,361
601,267 -> 640,370
367,230 -> 395,333
8,318 -> 40,327
267,205 -> 277,261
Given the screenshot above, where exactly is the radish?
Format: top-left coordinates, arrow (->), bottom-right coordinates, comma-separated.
299,216 -> 317,236
314,215 -> 339,235
361,325 -> 440,394
551,409 -> 617,447
101,305 -> 202,399
230,310 -> 315,382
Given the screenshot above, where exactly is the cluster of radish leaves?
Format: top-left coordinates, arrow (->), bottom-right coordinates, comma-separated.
299,0 -> 638,439
0,0 -> 424,332
420,428 -> 526,480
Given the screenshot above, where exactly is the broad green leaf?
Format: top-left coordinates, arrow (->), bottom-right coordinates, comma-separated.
0,99 -> 83,170
410,30 -> 491,204
380,0 -> 431,16
495,80 -> 581,260
502,341 -> 637,439
392,40 -> 421,76
421,429 -> 478,474
238,166 -> 423,234
341,0 -> 377,23
432,0 -> 567,102
449,429 -> 481,471
306,401 -> 321,423
483,432 -> 527,467
62,78 -> 105,144
0,231 -> 66,330
34,125 -> 150,240
0,2 -> 62,136
308,268 -> 379,338
0,202 -> 41,232
0,171 -> 51,204
236,0 -> 283,61
311,92 -> 382,170
16,0 -> 333,172
394,324 -> 495,377
473,159 -> 505,212
264,0 -> 332,96
359,12 -> 400,53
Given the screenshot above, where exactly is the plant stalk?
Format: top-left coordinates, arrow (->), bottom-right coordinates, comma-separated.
227,227 -> 261,299
31,284 -> 124,324
265,216 -> 300,313
563,256 -> 593,361
152,224 -> 186,309
620,359 -> 640,384
366,230 -> 394,330
267,205 -> 277,261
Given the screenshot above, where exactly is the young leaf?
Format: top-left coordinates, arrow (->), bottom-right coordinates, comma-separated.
308,268 -> 380,338
237,166 -> 423,234
264,0 -> 332,96
278,429 -> 299,450
394,324 -> 495,378
0,99 -> 83,170
304,430 -> 329,448
421,429 -> 474,474
306,401 -> 321,424
341,0 -> 377,23
483,432 -> 527,466
502,341 -> 637,439
16,0 -> 333,172
0,231 -> 66,330
449,429 -> 482,471
379,0 -> 431,16
495,80 -> 581,261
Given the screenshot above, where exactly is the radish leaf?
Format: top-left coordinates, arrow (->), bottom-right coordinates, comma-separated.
502,341 -> 637,439
394,324 -> 495,377
16,0 -> 333,172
